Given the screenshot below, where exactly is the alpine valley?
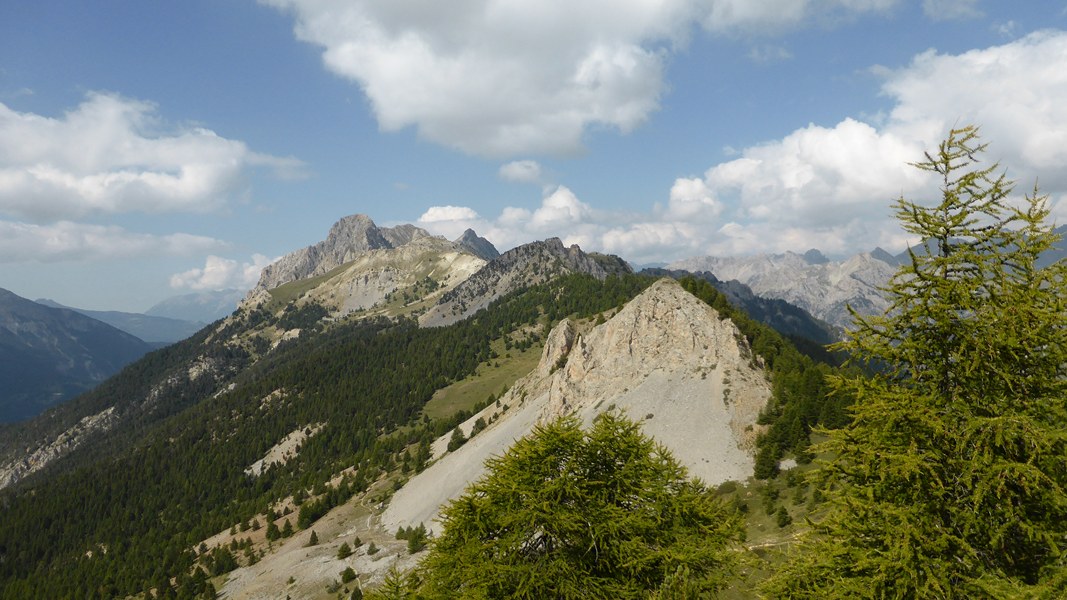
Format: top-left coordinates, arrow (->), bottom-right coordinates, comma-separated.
0,215 -> 850,599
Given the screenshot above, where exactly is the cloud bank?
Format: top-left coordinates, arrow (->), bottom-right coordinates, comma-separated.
0,221 -> 224,263
417,31 -> 1067,261
0,92 -> 301,285
0,92 -> 304,222
263,0 -> 902,157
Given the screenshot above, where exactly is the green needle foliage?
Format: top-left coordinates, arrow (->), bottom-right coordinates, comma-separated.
766,126 -> 1067,598
413,412 -> 743,599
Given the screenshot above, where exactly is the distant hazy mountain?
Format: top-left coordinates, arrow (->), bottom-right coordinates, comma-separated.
669,251 -> 896,330
0,288 -> 154,423
35,299 -> 203,344
146,289 -> 244,323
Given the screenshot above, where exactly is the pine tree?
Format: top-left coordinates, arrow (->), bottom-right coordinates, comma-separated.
265,520 -> 281,542
417,412 -> 743,598
306,530 -> 319,547
337,542 -> 352,560
446,426 -> 466,452
766,126 -> 1067,598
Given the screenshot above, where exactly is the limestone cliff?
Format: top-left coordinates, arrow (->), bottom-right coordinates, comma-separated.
383,278 -> 772,530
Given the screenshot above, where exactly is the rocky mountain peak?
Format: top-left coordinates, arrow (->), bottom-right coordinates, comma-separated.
803,248 -> 829,264
453,228 -> 500,261
254,214 -> 438,292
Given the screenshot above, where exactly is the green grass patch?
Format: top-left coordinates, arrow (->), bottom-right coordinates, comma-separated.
266,263 -> 350,311
422,339 -> 543,421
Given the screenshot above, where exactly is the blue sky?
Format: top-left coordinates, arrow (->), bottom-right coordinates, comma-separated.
1,1 -> 1065,311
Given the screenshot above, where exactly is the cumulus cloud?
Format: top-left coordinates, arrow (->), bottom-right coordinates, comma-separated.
0,92 -> 305,221
674,30 -> 1067,255
263,0 -> 906,157
416,31 -> 1067,262
0,220 -> 224,263
498,160 -> 544,184
169,254 -> 274,291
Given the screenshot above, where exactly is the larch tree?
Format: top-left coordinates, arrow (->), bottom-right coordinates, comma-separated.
412,412 -> 743,599
766,126 -> 1067,598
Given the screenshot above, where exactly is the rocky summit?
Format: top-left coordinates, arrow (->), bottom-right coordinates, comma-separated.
420,237 -> 632,327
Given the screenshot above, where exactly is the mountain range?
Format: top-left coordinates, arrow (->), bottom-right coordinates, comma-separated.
0,214 -> 845,598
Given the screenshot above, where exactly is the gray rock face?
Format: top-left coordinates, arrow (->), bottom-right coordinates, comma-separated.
381,223 -> 431,248
384,278 -> 771,530
419,238 -> 632,327
669,251 -> 895,330
453,228 -> 500,261
255,215 -> 436,292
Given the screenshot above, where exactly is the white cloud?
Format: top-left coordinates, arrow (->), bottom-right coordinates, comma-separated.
700,0 -> 898,33
672,30 -> 1067,256
666,177 -> 724,221
0,220 -> 224,263
0,92 -> 305,221
417,31 -> 1067,263
417,205 -> 487,241
704,118 -> 924,226
529,186 -> 593,231
882,31 -> 1067,185
498,160 -> 543,184
263,0 -> 905,157
169,254 -> 274,291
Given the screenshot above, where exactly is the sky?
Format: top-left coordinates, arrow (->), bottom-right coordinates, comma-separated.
2,1 -> 1066,311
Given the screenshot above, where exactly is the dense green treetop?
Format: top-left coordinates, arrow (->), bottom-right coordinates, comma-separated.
405,413 -> 743,599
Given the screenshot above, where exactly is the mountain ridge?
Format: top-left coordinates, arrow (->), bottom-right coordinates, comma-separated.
0,288 -> 155,424
420,237 -> 632,327
35,299 -> 204,344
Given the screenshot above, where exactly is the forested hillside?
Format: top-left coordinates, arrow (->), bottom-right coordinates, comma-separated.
0,274 -> 661,598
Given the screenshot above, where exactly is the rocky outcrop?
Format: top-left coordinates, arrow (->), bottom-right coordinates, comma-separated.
669,251 -> 895,330
384,278 -> 772,530
0,406 -> 117,489
419,238 -> 632,327
300,236 -> 486,316
254,215 -> 440,292
641,268 -> 840,344
381,223 -> 431,248
453,228 -> 500,261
